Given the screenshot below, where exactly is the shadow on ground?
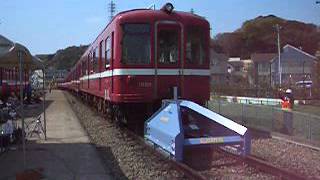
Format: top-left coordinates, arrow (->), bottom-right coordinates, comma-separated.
0,140 -> 126,180
23,100 -> 54,118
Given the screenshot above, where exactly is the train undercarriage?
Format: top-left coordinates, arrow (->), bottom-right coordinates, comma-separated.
75,90 -> 160,134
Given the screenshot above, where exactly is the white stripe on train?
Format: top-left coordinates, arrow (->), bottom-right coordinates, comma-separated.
79,68 -> 210,81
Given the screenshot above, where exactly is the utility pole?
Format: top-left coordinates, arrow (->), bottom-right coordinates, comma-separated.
108,0 -> 116,22
275,24 -> 282,87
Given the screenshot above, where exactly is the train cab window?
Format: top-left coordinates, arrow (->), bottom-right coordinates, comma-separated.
186,28 -> 205,65
158,30 -> 178,64
105,37 -> 111,68
122,24 -> 150,64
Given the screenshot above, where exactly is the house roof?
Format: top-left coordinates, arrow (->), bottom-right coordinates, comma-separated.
251,53 -> 276,63
283,44 -> 317,60
271,44 -> 318,63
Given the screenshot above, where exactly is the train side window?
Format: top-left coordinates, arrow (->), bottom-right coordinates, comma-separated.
88,54 -> 91,74
122,24 -> 150,64
186,28 -> 205,65
105,37 -> 111,68
93,48 -> 99,73
158,29 -> 178,64
100,40 -> 104,71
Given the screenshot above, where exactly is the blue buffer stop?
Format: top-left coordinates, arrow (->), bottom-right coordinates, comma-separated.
144,100 -> 251,162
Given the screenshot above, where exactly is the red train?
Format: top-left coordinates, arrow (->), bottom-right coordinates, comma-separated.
60,3 -> 211,127
0,67 -> 29,99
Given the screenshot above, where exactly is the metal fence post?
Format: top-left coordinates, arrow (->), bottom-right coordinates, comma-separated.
241,103 -> 244,124
271,105 -> 274,131
218,97 -> 221,114
308,119 -> 312,140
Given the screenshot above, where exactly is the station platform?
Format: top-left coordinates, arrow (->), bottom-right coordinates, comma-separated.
0,90 -> 111,180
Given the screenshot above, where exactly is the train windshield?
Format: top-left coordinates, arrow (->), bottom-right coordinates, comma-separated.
186,28 -> 205,65
158,29 -> 179,64
122,24 -> 151,64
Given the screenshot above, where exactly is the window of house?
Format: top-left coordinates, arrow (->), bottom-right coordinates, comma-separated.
186,28 -> 205,65
122,24 -> 150,64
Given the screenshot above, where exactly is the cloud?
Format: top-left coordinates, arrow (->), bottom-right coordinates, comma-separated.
84,16 -> 104,24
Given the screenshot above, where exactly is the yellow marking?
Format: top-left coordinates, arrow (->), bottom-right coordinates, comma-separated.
200,137 -> 224,144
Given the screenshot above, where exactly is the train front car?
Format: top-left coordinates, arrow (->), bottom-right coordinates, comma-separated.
113,5 -> 210,106
66,4 -> 211,130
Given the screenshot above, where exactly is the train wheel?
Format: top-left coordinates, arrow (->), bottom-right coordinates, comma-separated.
97,98 -> 102,113
106,102 -> 113,120
113,105 -> 126,127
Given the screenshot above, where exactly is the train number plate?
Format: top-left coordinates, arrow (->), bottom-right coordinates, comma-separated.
138,82 -> 152,88
199,137 -> 224,144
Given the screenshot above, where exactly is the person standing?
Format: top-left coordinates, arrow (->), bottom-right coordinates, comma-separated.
49,81 -> 52,93
281,89 -> 293,135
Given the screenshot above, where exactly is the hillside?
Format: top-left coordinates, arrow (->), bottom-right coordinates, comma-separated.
212,15 -> 320,58
36,45 -> 89,70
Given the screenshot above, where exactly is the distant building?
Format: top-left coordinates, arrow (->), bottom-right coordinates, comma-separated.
227,57 -> 253,86
251,53 -> 276,87
45,67 -> 68,83
271,44 -> 318,87
228,57 -> 243,75
210,51 -> 229,85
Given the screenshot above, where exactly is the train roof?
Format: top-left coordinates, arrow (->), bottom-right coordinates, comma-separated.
77,8 -> 209,59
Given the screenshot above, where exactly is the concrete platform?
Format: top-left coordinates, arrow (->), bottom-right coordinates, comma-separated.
0,90 -> 112,180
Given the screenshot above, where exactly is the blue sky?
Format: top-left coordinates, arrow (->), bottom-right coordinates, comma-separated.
0,0 -> 319,54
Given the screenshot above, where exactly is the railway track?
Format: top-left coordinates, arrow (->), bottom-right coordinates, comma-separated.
221,150 -> 306,180
122,126 -> 307,180
67,92 -> 309,180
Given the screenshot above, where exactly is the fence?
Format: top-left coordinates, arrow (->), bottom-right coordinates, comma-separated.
208,98 -> 320,142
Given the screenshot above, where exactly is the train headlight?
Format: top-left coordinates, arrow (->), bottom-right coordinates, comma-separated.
161,3 -> 174,14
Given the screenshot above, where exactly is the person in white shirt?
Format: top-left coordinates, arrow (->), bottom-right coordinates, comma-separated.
2,119 -> 13,150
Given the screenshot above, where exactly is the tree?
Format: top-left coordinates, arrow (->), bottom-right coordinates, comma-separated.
213,15 -> 320,58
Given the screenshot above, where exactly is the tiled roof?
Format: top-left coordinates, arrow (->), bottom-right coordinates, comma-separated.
251,53 -> 276,63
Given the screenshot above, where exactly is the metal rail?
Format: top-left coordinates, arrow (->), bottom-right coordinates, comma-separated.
125,128 -> 207,180
245,155 -> 306,180
68,92 -> 308,180
219,149 -> 307,180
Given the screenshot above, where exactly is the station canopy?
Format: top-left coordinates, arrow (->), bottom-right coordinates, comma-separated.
0,34 -> 43,69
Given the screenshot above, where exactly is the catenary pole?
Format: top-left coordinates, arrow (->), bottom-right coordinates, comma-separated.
18,51 -> 26,168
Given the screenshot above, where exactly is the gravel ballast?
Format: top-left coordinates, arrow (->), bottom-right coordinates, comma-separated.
64,92 -> 187,180
252,138 -> 320,179
65,92 -> 319,179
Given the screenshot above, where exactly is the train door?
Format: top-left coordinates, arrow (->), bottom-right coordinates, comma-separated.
155,22 -> 183,99
104,32 -> 113,100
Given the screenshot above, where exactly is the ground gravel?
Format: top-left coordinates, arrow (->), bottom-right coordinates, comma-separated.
65,91 -> 320,180
64,92 -> 187,180
184,148 -> 276,180
252,138 -> 320,179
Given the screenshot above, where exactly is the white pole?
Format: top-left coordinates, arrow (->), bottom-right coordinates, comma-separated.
276,24 -> 282,87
